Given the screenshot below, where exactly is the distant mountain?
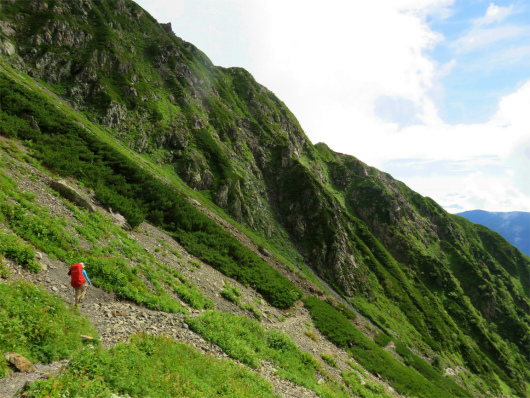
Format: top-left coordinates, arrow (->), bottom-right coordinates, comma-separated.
457,210 -> 530,256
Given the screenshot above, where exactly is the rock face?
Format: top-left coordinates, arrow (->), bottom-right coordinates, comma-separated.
4,353 -> 36,373
49,179 -> 96,213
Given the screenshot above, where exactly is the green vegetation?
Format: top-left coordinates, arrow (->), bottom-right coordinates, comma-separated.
221,280 -> 242,303
27,334 -> 278,398
342,371 -> 391,398
0,72 -> 302,308
0,0 -> 529,395
0,157 -> 218,313
321,353 -> 337,367
0,281 -> 96,377
186,311 -> 320,389
305,329 -> 319,342
303,297 -> 471,398
0,230 -> 40,273
373,333 -> 392,347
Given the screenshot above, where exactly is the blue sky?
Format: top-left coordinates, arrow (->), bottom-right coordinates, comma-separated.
136,0 -> 530,213
427,1 -> 530,124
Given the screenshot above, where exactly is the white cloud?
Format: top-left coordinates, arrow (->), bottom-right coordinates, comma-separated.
437,59 -> 457,78
492,80 -> 530,129
241,1 -> 446,147
451,2 -> 527,54
409,169 -> 530,213
387,83 -> 530,212
475,3 -> 514,26
452,26 -> 526,53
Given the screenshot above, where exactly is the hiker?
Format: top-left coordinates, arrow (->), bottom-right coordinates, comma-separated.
68,262 -> 91,306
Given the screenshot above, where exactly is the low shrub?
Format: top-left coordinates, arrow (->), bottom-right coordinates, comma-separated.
221,280 -> 242,304
0,230 -> 40,272
240,302 -> 262,321
338,302 -> 357,320
302,297 -> 471,398
374,332 -> 392,347
0,73 -> 302,308
342,371 -> 391,398
321,353 -> 337,367
304,330 -> 319,342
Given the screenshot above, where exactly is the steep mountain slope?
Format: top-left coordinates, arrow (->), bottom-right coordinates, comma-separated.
457,210 -> 530,256
1,0 -> 529,396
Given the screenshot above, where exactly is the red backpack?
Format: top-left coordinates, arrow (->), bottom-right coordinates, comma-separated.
70,263 -> 86,288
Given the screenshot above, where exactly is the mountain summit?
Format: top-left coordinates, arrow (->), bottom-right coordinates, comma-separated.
0,1 -> 529,396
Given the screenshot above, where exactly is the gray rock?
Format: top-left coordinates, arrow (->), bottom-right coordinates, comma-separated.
109,209 -> 132,231
102,101 -> 127,128
259,247 -> 271,257
0,39 -> 16,56
49,179 -> 96,213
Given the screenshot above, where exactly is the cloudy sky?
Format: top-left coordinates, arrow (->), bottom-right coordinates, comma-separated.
136,0 -> 530,213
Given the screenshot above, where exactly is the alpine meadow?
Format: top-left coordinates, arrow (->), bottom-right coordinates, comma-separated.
0,1 -> 529,397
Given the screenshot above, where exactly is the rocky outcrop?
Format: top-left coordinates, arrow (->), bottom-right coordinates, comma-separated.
49,179 -> 96,213
0,39 -> 16,56
102,102 -> 127,128
109,209 -> 132,231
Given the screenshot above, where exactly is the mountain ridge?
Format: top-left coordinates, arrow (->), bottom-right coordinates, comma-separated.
456,210 -> 530,257
0,0 -> 529,396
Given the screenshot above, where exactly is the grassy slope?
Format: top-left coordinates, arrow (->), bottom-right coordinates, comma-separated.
0,0 -> 528,395
313,144 -> 530,396
0,141 -> 387,398
0,67 -> 506,398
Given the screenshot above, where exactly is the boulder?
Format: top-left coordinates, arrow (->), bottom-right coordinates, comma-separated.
3,352 -> 36,373
110,209 -> 132,231
258,246 -> 271,257
49,179 -> 96,213
0,39 -> 16,56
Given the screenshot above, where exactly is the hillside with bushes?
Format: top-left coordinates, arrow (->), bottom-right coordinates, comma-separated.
0,0 -> 529,397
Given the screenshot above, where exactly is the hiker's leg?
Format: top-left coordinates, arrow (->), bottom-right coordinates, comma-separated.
79,283 -> 87,301
74,286 -> 83,305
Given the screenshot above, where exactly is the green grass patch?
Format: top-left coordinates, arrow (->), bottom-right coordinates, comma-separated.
0,166 -> 206,314
27,333 -> 278,398
321,353 -> 337,367
0,229 -> 40,272
373,333 -> 392,347
0,280 -> 97,377
186,311 -> 319,389
342,371 -> 391,398
221,280 -> 242,304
